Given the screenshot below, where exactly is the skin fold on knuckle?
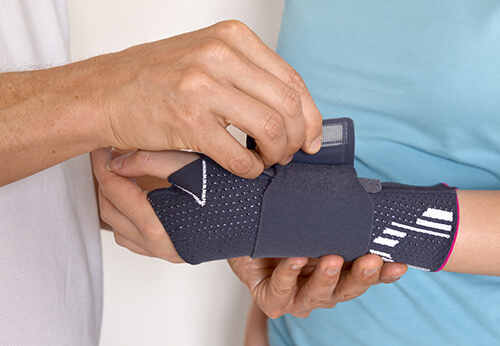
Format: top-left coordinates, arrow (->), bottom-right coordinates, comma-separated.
282,86 -> 303,121
304,294 -> 329,309
287,68 -> 308,97
271,280 -> 295,298
261,110 -> 285,144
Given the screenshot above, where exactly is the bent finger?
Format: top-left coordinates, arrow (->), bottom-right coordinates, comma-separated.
107,150 -> 199,179
213,85 -> 290,166
196,123 -> 265,179
331,254 -> 383,303
219,54 -> 307,161
259,257 -> 308,318
294,255 -> 343,313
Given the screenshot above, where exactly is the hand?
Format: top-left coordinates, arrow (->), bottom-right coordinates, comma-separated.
92,147 -> 199,262
229,255 -> 407,319
84,20 -> 322,178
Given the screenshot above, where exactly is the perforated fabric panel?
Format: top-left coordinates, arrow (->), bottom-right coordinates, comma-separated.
148,158 -> 271,264
369,183 -> 458,271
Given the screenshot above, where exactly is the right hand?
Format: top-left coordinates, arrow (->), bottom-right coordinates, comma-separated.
82,20 -> 323,178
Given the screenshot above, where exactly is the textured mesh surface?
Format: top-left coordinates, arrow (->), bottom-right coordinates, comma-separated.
368,183 -> 458,271
148,158 -> 270,264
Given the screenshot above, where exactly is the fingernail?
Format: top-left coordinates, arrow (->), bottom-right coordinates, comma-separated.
284,155 -> 294,165
385,276 -> 402,281
363,267 -> 380,276
326,266 -> 340,277
309,136 -> 322,153
107,156 -> 123,171
291,264 -> 302,270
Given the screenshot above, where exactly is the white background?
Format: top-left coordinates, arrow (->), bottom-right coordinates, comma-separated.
67,1 -> 284,345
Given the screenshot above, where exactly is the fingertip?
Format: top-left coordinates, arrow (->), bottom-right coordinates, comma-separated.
354,254 -> 383,278
381,262 -> 408,278
289,257 -> 308,271
361,254 -> 384,267
321,254 -> 344,267
304,135 -> 322,154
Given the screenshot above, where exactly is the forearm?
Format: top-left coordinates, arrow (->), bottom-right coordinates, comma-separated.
443,190 -> 500,276
244,299 -> 269,346
0,63 -> 106,186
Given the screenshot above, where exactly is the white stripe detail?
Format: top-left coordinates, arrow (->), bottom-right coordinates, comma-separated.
383,228 -> 407,238
174,159 -> 207,207
422,208 -> 453,222
416,219 -> 452,232
369,249 -> 392,259
373,237 -> 399,247
408,265 -> 430,272
391,222 -> 450,238
381,258 -> 394,262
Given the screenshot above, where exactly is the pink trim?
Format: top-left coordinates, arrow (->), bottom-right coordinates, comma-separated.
436,187 -> 459,272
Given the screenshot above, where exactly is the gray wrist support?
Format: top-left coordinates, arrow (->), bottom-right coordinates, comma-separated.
148,118 -> 458,271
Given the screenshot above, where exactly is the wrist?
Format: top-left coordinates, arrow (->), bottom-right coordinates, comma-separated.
368,183 -> 459,272
31,62 -> 108,152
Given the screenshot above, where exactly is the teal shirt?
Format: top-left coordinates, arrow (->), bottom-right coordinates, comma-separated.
269,1 -> 500,344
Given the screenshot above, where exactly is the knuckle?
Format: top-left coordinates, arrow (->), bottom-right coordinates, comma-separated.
287,68 -> 308,96
178,68 -> 212,93
262,111 -> 285,142
304,295 -> 329,308
99,206 -> 111,225
282,87 -> 302,120
197,39 -> 232,62
213,20 -> 250,39
322,302 -> 337,309
266,309 -> 284,320
141,223 -> 163,242
338,291 -> 361,302
97,198 -> 111,224
271,281 -> 294,297
113,232 -> 125,247
293,311 -> 311,319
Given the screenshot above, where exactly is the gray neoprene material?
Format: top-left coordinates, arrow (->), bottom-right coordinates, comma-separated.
252,163 -> 373,260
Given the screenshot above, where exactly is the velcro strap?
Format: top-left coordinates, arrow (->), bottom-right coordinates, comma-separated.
251,163 -> 373,261
247,118 -> 355,166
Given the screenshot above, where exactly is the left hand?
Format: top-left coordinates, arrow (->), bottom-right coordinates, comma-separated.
229,254 -> 407,319
92,147 -> 199,262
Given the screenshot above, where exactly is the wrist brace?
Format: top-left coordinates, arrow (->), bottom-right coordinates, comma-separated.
148,118 -> 458,271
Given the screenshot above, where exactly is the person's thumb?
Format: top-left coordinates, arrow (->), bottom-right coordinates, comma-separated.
106,150 -> 199,179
